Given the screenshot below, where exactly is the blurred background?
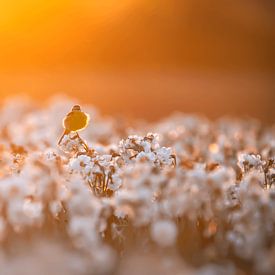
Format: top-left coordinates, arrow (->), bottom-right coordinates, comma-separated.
0,0 -> 274,123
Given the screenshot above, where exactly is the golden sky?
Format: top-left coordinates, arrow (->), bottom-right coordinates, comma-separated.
0,1 -> 274,122
0,0 -> 274,71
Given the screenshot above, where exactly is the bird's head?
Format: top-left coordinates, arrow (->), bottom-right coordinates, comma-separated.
72,105 -> 81,112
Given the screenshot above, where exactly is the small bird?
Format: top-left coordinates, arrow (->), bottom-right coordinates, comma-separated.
58,104 -> 90,146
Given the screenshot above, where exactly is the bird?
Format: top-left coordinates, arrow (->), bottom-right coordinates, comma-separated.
58,104 -> 90,146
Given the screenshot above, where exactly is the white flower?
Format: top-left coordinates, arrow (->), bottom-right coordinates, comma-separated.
136,151 -> 156,163
68,216 -> 99,249
69,158 -> 82,171
140,140 -> 151,153
0,176 -> 28,200
77,155 -> 91,165
98,155 -> 112,167
156,147 -> 172,165
69,155 -> 92,172
7,199 -> 26,227
150,220 -> 178,247
44,149 -> 58,161
84,164 -> 93,175
238,153 -> 264,172
108,174 -> 122,191
23,199 -> 43,220
49,200 -> 63,216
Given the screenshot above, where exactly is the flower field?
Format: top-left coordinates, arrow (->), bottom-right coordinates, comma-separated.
0,96 -> 274,275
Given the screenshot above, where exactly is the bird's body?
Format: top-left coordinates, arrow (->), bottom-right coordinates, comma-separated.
63,110 -> 90,132
58,105 -> 90,146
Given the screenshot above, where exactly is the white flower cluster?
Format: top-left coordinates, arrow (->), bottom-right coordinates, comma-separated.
69,153 -> 122,194
59,133 -> 88,154
0,96 -> 274,275
119,133 -> 176,167
151,219 -> 178,247
238,153 -> 264,173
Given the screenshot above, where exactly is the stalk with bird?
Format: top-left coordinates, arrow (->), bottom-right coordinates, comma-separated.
58,104 -> 90,151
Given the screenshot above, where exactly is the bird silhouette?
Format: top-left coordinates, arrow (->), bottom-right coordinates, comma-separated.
58,105 -> 90,148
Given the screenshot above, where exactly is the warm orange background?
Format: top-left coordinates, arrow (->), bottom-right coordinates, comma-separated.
0,1 -> 274,122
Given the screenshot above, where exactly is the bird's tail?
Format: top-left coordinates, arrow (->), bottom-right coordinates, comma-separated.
58,129 -> 70,145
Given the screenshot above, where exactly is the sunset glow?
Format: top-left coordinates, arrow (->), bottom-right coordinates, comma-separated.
0,0 -> 138,70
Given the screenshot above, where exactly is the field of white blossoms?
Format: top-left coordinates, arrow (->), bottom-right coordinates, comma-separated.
0,96 -> 274,275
